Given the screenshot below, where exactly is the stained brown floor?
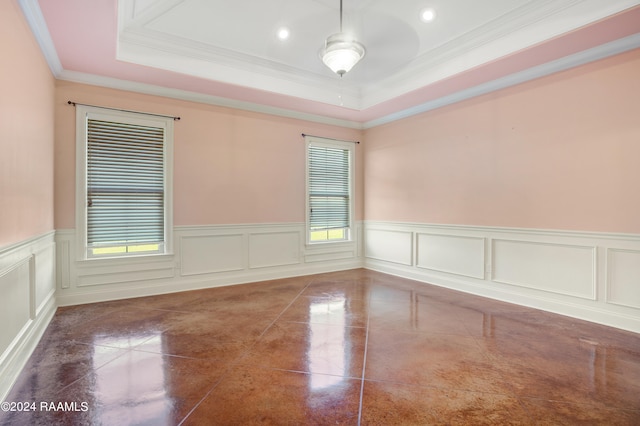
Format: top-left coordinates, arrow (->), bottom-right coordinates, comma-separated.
2,269 -> 640,425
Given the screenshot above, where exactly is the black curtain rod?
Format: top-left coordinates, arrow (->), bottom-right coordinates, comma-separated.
68,101 -> 181,121
301,133 -> 359,144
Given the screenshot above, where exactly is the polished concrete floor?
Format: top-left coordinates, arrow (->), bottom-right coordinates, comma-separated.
2,269 -> 640,425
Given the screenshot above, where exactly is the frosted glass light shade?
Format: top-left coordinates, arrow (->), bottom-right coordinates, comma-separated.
320,33 -> 365,76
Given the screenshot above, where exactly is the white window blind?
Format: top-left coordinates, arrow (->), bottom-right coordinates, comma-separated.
76,105 -> 173,259
87,119 -> 165,250
306,137 -> 353,243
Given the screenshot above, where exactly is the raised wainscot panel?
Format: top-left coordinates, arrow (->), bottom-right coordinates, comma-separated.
249,232 -> 300,269
77,268 -> 175,287
607,248 -> 640,309
417,233 -> 485,279
76,257 -> 175,287
34,243 -> 55,315
180,234 -> 244,276
305,249 -> 356,263
0,257 -> 32,357
56,239 -> 71,289
365,229 -> 413,266
492,239 -> 596,299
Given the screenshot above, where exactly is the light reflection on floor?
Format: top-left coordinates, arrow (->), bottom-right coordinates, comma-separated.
308,296 -> 348,390
93,333 -> 171,425
4,269 -> 639,424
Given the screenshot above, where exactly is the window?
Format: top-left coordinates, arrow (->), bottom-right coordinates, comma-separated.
76,106 -> 173,259
305,136 -> 354,244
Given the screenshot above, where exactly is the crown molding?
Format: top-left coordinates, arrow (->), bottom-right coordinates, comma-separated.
117,27 -> 363,110
57,70 -> 364,129
18,0 -> 62,77
363,33 -> 640,129
361,0 -> 640,108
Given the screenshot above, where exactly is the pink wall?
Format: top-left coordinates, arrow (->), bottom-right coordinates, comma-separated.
0,0 -> 55,248
364,49 -> 640,234
54,82 -> 363,229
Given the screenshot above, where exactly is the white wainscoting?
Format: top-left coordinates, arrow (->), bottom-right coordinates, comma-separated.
249,231 -> 300,269
0,232 -> 57,402
364,221 -> 640,333
492,239 -> 596,300
180,233 -> 245,276
55,222 -> 363,306
417,233 -> 485,279
365,228 -> 413,266
607,248 -> 640,310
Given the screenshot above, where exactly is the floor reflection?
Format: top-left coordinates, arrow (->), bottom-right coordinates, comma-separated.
93,333 -> 171,425
583,339 -> 611,394
308,296 -> 347,390
6,270 -> 639,424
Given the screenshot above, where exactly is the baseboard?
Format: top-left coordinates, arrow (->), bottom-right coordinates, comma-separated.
56,257 -> 363,306
365,259 -> 640,333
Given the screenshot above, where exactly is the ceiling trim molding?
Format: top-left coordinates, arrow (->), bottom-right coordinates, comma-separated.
361,0 -> 640,107
17,0 -> 361,126
18,0 -> 62,77
56,70 -> 364,129
117,27 -> 362,109
363,33 -> 640,129
118,0 -> 640,110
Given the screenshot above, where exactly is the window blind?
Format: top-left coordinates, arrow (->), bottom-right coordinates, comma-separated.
86,119 -> 165,247
308,145 -> 350,231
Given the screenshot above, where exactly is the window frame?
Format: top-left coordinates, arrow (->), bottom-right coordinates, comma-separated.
75,105 -> 174,260
305,136 -> 355,246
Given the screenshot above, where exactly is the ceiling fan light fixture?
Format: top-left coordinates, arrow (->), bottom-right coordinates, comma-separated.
320,0 -> 365,76
320,33 -> 366,76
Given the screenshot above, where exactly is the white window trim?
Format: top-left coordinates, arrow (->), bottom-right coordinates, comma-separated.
75,105 -> 174,260
305,135 -> 355,246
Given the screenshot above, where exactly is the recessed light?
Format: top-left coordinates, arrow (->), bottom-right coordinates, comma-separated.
420,8 -> 436,23
277,27 -> 290,40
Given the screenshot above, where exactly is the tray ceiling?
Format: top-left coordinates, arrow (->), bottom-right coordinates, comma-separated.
22,0 -> 640,126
